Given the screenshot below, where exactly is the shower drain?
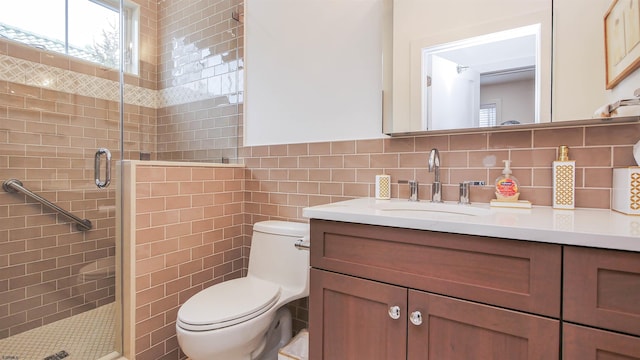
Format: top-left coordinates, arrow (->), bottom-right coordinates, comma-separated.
43,350 -> 69,360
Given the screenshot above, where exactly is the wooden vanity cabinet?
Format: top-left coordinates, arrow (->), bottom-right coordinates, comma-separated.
309,219 -> 562,360
563,247 -> 640,359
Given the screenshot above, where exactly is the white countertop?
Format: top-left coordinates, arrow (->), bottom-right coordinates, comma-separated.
303,198 -> 640,252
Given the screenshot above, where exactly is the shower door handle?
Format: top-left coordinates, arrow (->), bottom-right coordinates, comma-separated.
95,148 -> 112,188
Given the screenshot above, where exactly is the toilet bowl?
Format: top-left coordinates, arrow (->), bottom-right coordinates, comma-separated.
176,220 -> 310,360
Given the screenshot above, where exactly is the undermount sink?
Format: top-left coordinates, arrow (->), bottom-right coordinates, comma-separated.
372,200 -> 490,216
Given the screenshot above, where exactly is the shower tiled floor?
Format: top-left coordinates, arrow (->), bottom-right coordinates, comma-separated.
0,303 -> 117,360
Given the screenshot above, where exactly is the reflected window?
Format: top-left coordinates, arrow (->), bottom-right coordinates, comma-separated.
479,103 -> 497,127
0,0 -> 139,74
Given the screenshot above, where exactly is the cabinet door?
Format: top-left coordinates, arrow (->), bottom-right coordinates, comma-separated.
564,323 -> 640,359
564,247 -> 640,336
309,269 -> 407,360
407,291 -> 559,359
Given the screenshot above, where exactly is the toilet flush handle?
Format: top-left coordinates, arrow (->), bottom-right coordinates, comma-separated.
294,237 -> 310,250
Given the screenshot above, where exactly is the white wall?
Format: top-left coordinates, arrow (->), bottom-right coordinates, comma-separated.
481,79 -> 536,124
244,0 -> 386,146
553,0 -> 640,120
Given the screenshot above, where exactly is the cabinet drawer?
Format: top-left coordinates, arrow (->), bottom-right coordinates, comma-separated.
564,247 -> 640,336
563,323 -> 640,359
310,219 -> 561,317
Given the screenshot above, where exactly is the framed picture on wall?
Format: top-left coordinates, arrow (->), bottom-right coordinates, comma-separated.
604,0 -> 640,89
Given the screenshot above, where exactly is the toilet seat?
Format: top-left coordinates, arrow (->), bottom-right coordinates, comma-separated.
177,276 -> 281,332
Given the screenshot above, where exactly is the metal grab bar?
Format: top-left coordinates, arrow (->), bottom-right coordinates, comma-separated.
2,179 -> 92,231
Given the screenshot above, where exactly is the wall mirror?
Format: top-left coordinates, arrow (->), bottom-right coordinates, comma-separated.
384,0 -> 639,135
422,25 -> 540,130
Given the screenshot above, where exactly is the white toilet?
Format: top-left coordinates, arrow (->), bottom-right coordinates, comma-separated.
176,220 -> 310,360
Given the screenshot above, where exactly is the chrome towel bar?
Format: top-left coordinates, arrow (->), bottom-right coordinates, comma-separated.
2,179 -> 92,231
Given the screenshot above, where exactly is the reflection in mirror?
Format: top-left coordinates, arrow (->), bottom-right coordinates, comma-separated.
422,25 -> 540,130
386,0 -> 552,135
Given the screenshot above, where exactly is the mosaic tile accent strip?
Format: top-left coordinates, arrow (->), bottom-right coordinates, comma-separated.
0,53 -> 242,108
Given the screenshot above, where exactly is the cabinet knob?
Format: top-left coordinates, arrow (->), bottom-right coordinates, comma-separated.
410,310 -> 423,326
388,305 -> 401,320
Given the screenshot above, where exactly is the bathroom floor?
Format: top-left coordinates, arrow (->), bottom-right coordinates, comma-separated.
0,303 -> 117,360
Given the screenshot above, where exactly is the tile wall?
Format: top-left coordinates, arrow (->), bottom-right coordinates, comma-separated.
122,162 -> 245,360
0,73 -> 154,340
156,0 -> 243,162
243,121 -> 640,219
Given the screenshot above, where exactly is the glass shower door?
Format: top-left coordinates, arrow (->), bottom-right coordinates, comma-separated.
0,1 -> 126,358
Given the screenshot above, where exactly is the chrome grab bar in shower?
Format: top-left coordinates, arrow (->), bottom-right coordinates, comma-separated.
95,148 -> 111,189
2,179 -> 92,231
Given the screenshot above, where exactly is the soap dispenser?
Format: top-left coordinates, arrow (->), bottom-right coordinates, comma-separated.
495,160 -> 520,201
552,145 -> 575,209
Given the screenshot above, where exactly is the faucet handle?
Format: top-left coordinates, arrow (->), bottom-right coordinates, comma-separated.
459,181 -> 486,205
399,180 -> 419,202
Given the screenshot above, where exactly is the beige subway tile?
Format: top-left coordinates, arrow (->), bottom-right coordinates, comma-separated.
384,137 -> 414,153
138,167 -> 166,182
278,156 -> 298,168
164,195 -> 191,210
165,223 -> 191,239
137,256 -> 165,277
288,169 -> 310,181
532,168 -> 553,187
467,150 -> 509,168
450,133 -> 488,150
585,123 -> 640,146
7,42 -> 41,62
260,157 -> 278,169
343,183 -> 370,197
510,148 -> 556,167
331,169 -> 356,182
151,210 -> 180,227
150,268 -> 179,288
25,98 -> 56,112
572,147 -> 612,167
150,183 -> 179,197
309,142 -> 331,155
370,153 -> 399,168
288,143 -> 308,156
584,168 -> 612,188
356,139 -> 384,153
331,141 -> 356,154
269,169 -> 288,180
319,155 -> 344,168
399,152 -> 428,168
416,135 -> 449,151
165,167 -> 191,181
576,188 -> 610,209
299,156 -> 320,168
613,146 -> 636,167
149,294 -> 179,317
488,130 -> 532,149
298,182 -> 319,194
319,182 -> 342,197
519,187 -> 552,206
533,127 -> 583,148
0,93 -> 26,108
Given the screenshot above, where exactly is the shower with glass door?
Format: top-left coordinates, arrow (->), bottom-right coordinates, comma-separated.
0,0 -> 137,358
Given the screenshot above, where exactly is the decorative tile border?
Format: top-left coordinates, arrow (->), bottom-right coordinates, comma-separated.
0,53 -> 242,109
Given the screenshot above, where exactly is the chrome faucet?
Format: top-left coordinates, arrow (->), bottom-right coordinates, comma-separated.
428,148 -> 443,203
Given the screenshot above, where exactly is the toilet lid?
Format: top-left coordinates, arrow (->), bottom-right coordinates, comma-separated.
177,277 -> 280,331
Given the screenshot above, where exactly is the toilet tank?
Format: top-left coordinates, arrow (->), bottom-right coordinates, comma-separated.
248,221 -> 310,299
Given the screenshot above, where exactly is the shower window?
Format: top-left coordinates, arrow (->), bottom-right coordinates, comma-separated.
0,0 -> 139,74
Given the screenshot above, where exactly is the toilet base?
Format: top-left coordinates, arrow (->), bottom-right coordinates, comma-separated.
254,307 -> 293,360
